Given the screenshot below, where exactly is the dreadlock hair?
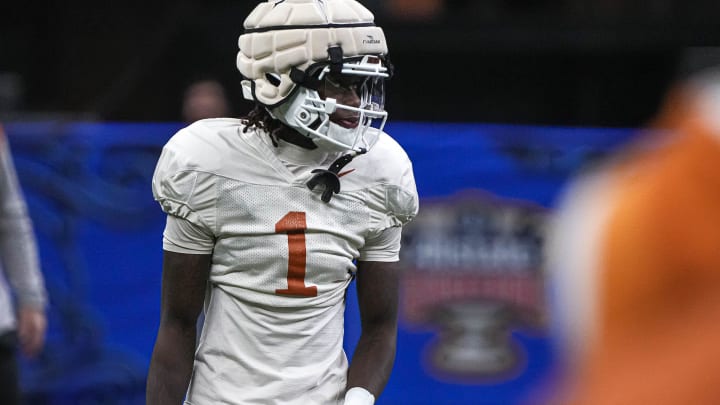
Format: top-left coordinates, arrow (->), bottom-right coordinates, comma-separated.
240,104 -> 283,145
240,104 -> 317,149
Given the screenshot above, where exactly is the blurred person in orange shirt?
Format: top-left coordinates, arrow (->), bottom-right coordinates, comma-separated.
545,65 -> 720,405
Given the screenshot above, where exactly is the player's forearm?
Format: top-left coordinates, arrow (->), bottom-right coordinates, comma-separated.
346,324 -> 397,398
146,321 -> 197,405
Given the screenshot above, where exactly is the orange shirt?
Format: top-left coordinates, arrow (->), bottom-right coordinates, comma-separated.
548,81 -> 720,405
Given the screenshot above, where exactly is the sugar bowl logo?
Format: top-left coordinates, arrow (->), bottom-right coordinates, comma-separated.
400,191 -> 547,382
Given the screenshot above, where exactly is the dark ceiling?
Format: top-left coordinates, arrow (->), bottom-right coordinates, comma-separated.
2,1 -> 720,126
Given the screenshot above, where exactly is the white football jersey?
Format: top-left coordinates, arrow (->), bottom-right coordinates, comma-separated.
151,118 -> 418,405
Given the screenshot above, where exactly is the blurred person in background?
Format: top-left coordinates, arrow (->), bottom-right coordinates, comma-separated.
146,1 -> 418,404
0,125 -> 48,405
546,63 -> 720,404
180,79 -> 231,124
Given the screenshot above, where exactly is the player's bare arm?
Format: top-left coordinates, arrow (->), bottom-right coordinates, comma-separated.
146,251 -> 211,405
347,260 -> 400,399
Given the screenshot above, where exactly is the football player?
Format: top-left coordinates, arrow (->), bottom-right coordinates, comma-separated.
145,1 -> 419,405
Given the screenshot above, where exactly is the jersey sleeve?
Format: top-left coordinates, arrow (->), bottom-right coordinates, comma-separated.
368,147 -> 420,233
360,135 -> 420,259
162,214 -> 215,254
384,159 -> 419,226
357,225 -> 401,262
151,131 -> 218,236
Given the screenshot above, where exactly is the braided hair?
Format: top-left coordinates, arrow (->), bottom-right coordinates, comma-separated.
241,105 -> 280,135
240,104 -> 317,149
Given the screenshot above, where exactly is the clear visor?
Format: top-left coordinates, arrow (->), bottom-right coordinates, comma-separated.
316,55 -> 388,119
287,55 -> 390,152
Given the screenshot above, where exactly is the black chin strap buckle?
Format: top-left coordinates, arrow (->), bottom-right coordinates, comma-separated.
306,169 -> 341,203
306,148 -> 367,203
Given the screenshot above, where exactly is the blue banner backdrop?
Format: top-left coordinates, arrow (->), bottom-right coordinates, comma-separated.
4,121 -> 633,405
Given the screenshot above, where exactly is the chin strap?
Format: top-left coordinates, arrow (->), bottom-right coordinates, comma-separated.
306,147 -> 367,203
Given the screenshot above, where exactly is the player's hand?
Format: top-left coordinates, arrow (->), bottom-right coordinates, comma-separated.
17,307 -> 47,358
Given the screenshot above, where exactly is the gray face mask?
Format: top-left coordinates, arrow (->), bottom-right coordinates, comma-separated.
312,120 -> 382,153
269,86 -> 386,154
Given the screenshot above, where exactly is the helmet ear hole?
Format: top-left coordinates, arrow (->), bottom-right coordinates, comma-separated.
265,73 -> 281,87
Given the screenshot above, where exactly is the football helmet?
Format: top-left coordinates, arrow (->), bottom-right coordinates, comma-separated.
237,0 -> 391,153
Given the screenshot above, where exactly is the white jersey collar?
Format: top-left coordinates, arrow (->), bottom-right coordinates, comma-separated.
257,128 -> 340,166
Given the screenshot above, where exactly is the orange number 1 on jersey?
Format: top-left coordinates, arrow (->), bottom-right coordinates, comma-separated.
275,211 -> 318,297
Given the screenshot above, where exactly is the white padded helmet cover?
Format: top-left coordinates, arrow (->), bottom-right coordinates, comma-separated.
237,0 -> 388,106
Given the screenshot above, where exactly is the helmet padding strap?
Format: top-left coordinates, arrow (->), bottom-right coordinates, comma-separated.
328,46 -> 344,74
289,45 -> 344,91
290,67 -> 321,90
